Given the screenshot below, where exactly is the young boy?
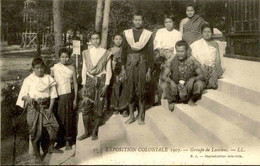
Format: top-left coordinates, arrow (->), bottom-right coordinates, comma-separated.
16,58 -> 63,163
78,31 -> 112,141
160,40 -> 205,111
120,11 -> 154,125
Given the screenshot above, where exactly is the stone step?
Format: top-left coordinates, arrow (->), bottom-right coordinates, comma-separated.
221,57 -> 260,93
146,106 -> 207,147
92,114 -> 130,165
218,78 -> 260,106
50,107 -> 260,165
124,122 -> 161,146
199,90 -> 260,139
99,114 -> 129,151
91,110 -> 207,165
49,145 -> 76,165
49,112 -> 102,165
174,104 -> 260,147
73,113 -> 104,165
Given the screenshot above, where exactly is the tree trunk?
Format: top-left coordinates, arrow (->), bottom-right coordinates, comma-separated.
95,0 -> 104,32
100,0 -> 111,48
36,0 -> 41,57
53,0 -> 63,60
63,32 -> 66,45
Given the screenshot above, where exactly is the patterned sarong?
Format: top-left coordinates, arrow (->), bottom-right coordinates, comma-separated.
26,98 -> 59,141
80,75 -> 106,117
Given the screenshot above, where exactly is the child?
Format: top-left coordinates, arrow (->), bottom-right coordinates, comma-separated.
51,48 -> 78,150
78,31 -> 112,141
16,58 -> 63,163
109,34 -> 129,116
160,40 -> 205,111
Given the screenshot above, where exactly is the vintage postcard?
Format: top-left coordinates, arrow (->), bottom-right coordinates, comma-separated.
1,0 -> 260,165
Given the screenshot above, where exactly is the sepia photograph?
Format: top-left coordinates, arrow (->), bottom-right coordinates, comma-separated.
1,0 -> 260,165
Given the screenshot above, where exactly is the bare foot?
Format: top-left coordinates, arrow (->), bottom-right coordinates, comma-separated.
114,110 -> 119,115
48,147 -> 64,154
122,110 -> 129,117
168,103 -> 175,112
138,118 -> 145,125
188,99 -> 196,106
91,135 -> 98,140
125,117 -> 135,124
77,132 -> 89,141
66,141 -> 72,150
66,145 -> 72,150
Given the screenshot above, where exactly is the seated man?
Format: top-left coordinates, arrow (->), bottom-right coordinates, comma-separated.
160,40 -> 205,111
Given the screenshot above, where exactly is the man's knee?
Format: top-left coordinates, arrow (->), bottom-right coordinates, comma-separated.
193,80 -> 205,93
170,82 -> 177,90
194,80 -> 205,87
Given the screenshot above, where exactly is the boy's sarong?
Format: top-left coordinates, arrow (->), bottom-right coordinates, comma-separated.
81,74 -> 106,117
26,98 -> 59,141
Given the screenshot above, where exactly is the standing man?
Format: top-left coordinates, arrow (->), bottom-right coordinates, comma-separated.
120,11 -> 154,125
78,32 -> 112,141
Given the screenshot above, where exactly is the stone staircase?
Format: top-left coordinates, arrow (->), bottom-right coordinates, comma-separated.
50,57 -> 260,165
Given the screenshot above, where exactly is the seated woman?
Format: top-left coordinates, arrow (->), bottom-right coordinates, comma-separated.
190,23 -> 224,89
153,14 -> 182,103
154,14 -> 182,59
179,3 -> 206,45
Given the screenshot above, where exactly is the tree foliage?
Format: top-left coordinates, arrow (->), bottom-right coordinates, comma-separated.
2,0 -> 226,46
1,0 -> 24,33
62,0 -> 96,37
1,77 -> 28,139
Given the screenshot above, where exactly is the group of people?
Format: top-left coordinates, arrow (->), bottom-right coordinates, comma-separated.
16,3 -> 223,163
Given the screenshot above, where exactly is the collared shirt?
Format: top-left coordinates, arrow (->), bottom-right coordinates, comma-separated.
81,47 -> 112,85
